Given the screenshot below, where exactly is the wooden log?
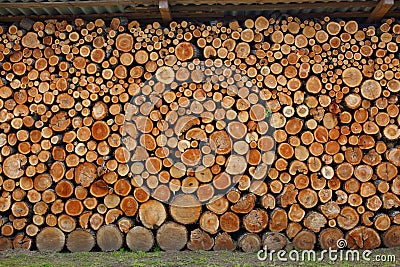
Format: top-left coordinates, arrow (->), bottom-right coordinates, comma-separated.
116,33 -> 133,52
96,225 -> 123,252
292,230 -> 316,250
175,42 -> 194,61
231,193 -> 255,214
126,226 -> 154,252
361,80 -> 382,100
36,227 -> 65,252
238,233 -> 261,253
206,196 -> 229,215
288,204 -> 305,222
213,232 -> 236,251
319,227 -> 344,250
74,162 -> 97,187
138,200 -> 166,229
120,196 -> 138,217
3,154 -> 27,179
345,226 -> 381,250
0,237 -> 12,251
304,211 -> 327,232
337,206 -> 359,230
170,194 -> 202,225
243,209 -> 268,233
187,229 -> 214,251
156,222 -> 187,251
342,67 -> 362,87
220,212 -> 240,233
199,211 -> 219,235
66,229 -> 95,252
383,226 -> 400,248
269,208 -> 288,232
13,234 -> 32,250
298,188 -> 318,208
262,232 -> 287,251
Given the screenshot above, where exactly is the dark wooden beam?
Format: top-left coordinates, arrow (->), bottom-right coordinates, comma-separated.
0,1 -> 154,9
170,1 -> 376,12
1,3 -> 398,23
159,0 -> 172,23
367,0 -> 394,23
170,0 -> 364,4
0,0 -> 366,9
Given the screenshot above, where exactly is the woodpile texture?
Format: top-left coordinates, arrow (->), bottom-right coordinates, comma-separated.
0,15 -> 399,252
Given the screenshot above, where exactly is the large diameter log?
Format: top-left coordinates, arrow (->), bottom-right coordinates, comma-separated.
187,229 -> 214,251
126,226 -> 154,252
13,234 -> 32,250
262,232 -> 287,251
213,232 -> 236,251
74,162 -> 97,187
345,226 -> 381,250
383,226 -> 400,248
0,237 -> 12,251
36,227 -> 65,252
318,227 -> 344,250
238,233 -> 262,253
292,230 -> 316,250
156,222 -> 187,251
96,225 -> 123,252
66,229 -> 95,252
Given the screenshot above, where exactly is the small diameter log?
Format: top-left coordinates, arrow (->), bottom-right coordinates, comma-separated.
156,222 -> 187,251
36,227 -> 65,252
231,194 -> 255,214
374,214 -> 391,231
66,229 -> 95,252
13,234 -> 32,250
96,225 -> 123,252
200,211 -> 219,235
206,196 -> 229,215
126,226 -> 154,252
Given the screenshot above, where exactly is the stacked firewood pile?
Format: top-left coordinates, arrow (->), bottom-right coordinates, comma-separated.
0,15 -> 399,252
